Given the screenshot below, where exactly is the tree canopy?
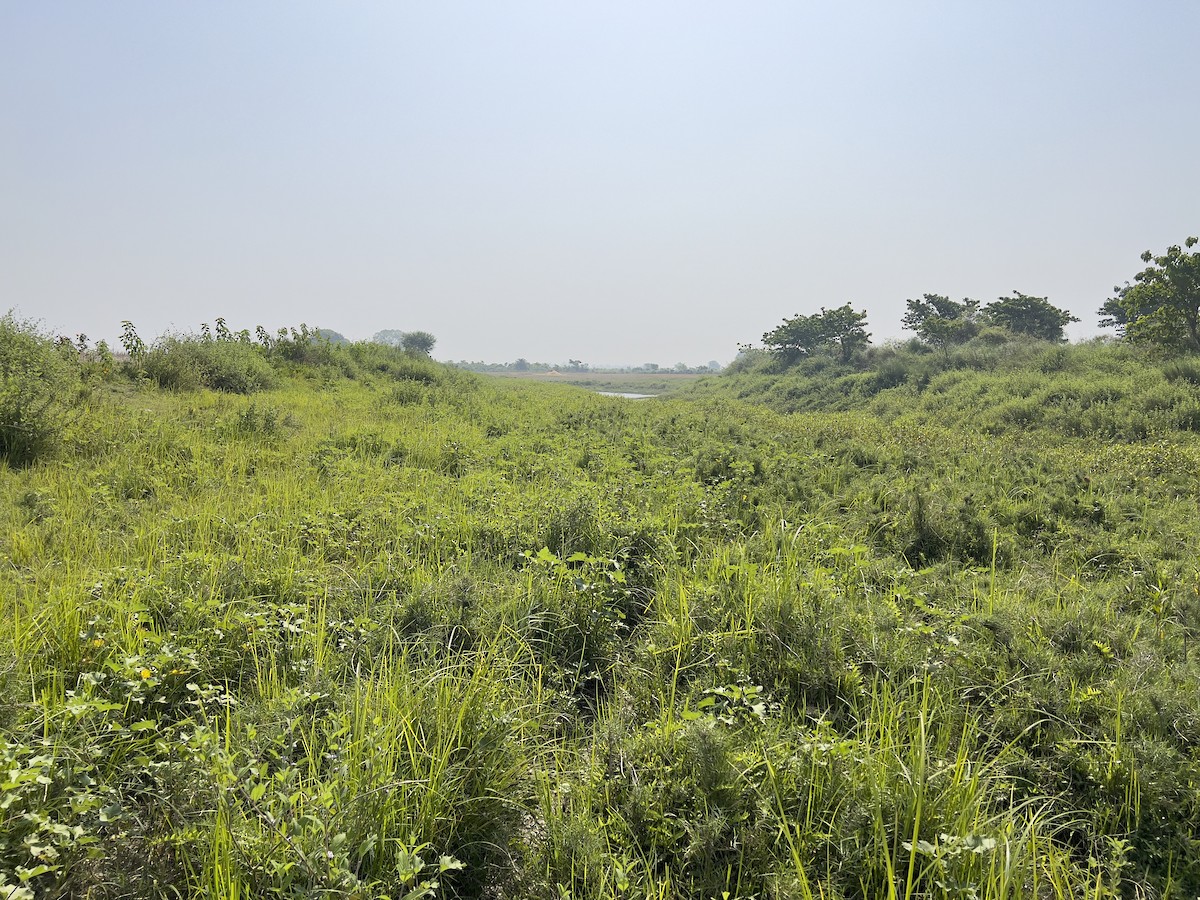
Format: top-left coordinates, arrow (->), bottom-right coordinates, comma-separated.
762,304 -> 870,364
901,294 -> 980,348
400,331 -> 437,355
1101,237 -> 1200,351
372,329 -> 437,355
371,329 -> 405,347
981,292 -> 1077,342
315,328 -> 349,345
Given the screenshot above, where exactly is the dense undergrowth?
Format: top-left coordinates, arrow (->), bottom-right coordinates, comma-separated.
704,336 -> 1200,440
2,324 -> 1200,898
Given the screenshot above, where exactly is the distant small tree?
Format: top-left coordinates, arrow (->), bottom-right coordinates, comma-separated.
901,294 -> 980,348
762,303 -> 870,365
982,292 -> 1077,342
315,328 -> 349,345
1101,237 -> 1200,351
511,358 -> 529,372
372,329 -> 405,347
400,331 -> 436,355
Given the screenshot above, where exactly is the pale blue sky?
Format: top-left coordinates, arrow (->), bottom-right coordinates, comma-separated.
3,2 -> 1198,365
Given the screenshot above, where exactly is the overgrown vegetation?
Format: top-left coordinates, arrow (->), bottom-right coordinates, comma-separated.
3,317 -> 1200,898
1101,236 -> 1200,351
711,333 -> 1200,438
0,314 -> 85,465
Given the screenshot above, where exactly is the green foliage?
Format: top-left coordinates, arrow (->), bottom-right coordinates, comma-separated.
7,335 -> 1200,898
0,314 -> 83,465
902,294 -> 980,348
693,336 -> 1200,441
372,329 -> 406,346
762,303 -> 870,365
1103,236 -> 1200,351
981,292 -> 1078,342
141,335 -> 276,393
373,330 -> 438,356
314,328 -> 350,345
401,331 -> 437,356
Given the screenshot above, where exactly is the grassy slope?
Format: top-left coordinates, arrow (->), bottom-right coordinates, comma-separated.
2,338 -> 1200,898
687,338 -> 1200,438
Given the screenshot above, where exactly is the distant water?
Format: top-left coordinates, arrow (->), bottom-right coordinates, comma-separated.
596,391 -> 656,400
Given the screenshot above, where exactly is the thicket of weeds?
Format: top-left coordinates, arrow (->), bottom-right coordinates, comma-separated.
2,322 -> 1200,898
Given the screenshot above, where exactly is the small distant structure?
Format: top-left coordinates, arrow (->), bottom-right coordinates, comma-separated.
546,369 -> 562,376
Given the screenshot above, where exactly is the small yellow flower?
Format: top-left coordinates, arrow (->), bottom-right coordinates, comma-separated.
140,668 -> 152,679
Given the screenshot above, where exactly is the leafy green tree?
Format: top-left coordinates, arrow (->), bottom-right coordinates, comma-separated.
762,303 -> 870,364
400,331 -> 437,355
1101,237 -> 1200,351
375,330 -> 437,355
372,329 -> 405,347
901,294 -> 980,348
982,292 -> 1077,342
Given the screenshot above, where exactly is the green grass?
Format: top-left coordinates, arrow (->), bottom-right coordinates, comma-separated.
2,328 -> 1200,897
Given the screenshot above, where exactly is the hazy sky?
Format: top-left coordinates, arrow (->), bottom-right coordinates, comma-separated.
4,2 -> 1198,365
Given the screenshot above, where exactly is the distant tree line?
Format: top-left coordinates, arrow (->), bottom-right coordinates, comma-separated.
450,359 -> 722,375
754,236 -> 1200,367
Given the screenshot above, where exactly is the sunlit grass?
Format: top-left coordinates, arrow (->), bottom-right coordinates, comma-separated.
2,331 -> 1200,897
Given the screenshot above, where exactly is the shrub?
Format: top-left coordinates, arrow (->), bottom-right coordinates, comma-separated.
140,338 -> 204,390
0,314 -> 82,464
196,340 -> 275,393
142,336 -> 274,393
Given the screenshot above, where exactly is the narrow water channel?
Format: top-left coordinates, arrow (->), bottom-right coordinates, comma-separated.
595,391 -> 656,399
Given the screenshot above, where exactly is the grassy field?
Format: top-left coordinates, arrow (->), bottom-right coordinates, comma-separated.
3,322 -> 1200,898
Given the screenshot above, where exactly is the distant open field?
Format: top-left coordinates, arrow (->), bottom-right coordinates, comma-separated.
487,370 -> 709,395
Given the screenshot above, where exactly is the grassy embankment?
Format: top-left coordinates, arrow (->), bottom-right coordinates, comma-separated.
2,320 -> 1200,898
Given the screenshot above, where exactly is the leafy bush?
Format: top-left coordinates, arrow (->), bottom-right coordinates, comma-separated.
141,336 -> 274,393
0,314 -> 82,465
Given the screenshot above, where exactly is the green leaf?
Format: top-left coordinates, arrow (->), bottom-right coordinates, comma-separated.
98,802 -> 123,823
15,863 -> 56,881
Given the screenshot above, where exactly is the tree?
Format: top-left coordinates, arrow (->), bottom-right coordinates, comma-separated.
1101,237 -> 1200,351
371,329 -> 404,347
315,328 -> 349,345
981,292 -> 1077,342
762,303 -> 870,364
400,331 -> 437,355
901,294 -> 979,348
